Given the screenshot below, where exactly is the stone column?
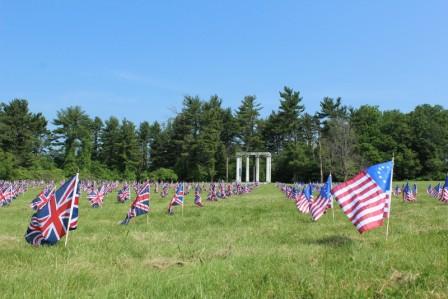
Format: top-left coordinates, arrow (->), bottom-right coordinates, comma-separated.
246,156 -> 250,182
266,156 -> 271,183
255,156 -> 260,182
236,157 -> 241,182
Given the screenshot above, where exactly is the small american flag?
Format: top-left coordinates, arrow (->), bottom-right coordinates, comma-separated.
403,182 -> 416,202
331,161 -> 393,234
441,175 -> 448,203
310,175 -> 332,221
296,184 -> 312,214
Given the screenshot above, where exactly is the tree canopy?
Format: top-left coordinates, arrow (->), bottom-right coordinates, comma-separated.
0,92 -> 447,182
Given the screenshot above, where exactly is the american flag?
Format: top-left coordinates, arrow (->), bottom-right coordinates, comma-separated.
441,175 -> 448,203
431,183 -> 440,198
310,175 -> 332,221
120,182 -> 150,225
331,161 -> 393,234
296,184 -> 313,214
25,174 -> 79,246
427,184 -> 432,196
403,182 -> 415,202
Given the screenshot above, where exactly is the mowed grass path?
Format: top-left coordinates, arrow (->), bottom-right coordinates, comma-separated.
0,183 -> 447,298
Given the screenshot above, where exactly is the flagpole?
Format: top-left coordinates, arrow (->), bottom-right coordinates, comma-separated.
65,173 -> 79,248
386,155 -> 394,240
181,182 -> 184,217
330,173 -> 335,224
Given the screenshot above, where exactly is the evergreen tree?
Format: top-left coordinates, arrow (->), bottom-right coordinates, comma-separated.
100,116 -> 121,170
235,95 -> 262,151
52,106 -> 92,173
0,99 -> 47,167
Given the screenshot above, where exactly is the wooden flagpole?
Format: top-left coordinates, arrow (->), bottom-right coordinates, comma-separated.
329,173 -> 335,224
65,173 -> 79,247
386,155 -> 394,240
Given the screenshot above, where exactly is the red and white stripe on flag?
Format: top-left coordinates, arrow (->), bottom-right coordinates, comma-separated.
332,171 -> 388,233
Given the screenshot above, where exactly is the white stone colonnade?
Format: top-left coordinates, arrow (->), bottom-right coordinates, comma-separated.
236,152 -> 271,183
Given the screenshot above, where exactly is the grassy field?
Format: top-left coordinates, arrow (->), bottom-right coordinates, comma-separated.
0,182 -> 447,298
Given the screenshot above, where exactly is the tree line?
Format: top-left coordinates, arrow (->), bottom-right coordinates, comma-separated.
1,87 -> 447,182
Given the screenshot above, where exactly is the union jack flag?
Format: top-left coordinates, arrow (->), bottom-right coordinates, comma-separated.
331,161 -> 393,234
25,174 -> 80,246
120,182 -> 150,225
168,183 -> 184,214
0,185 -> 13,207
194,184 -> 203,207
30,187 -> 54,211
117,184 -> 130,203
310,175 -> 332,221
88,185 -> 105,208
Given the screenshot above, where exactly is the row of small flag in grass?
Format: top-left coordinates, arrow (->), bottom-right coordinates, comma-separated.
279,161 -> 448,236
24,175 -> 257,246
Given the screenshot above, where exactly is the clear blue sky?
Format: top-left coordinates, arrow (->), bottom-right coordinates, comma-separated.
1,1 -> 447,124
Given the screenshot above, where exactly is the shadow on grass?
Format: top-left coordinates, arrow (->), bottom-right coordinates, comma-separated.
306,235 -> 353,248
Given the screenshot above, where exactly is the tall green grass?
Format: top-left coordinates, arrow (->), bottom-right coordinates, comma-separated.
0,182 -> 446,298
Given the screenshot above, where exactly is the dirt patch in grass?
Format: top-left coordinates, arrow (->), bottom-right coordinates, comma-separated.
144,257 -> 189,270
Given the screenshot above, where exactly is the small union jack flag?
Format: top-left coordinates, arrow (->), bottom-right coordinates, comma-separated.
121,182 -> 150,225
25,174 -> 80,246
194,184 -> 203,207
117,185 -> 130,203
30,187 -> 54,211
168,183 -> 184,214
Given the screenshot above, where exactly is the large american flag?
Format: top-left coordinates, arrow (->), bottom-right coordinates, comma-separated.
120,182 -> 150,225
310,175 -> 332,221
331,161 -> 393,234
25,174 -> 79,246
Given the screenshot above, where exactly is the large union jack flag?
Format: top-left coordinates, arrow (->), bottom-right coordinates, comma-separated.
331,161 -> 393,234
120,182 -> 150,225
25,174 -> 80,246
